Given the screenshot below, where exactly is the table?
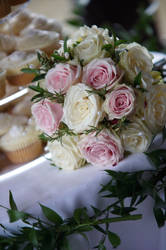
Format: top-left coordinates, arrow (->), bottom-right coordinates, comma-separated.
0,133 -> 166,250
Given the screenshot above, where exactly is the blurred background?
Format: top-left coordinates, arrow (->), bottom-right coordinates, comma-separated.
27,0 -> 166,52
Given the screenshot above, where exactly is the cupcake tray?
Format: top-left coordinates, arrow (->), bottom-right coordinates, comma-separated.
0,86 -> 39,177
0,87 -> 29,108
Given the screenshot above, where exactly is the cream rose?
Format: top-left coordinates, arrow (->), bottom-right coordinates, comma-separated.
120,118 -> 152,153
47,135 -> 85,170
78,129 -> 124,166
144,84 -> 166,134
103,84 -> 135,120
119,42 -> 153,82
71,25 -> 112,44
63,83 -> 103,133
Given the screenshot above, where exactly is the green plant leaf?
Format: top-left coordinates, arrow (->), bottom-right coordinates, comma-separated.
32,74 -> 46,82
145,149 -> 166,168
107,231 -> 121,248
7,210 -> 29,222
153,208 -> 165,227
39,204 -> 63,225
21,68 -> 40,74
9,191 -> 17,211
28,228 -> 38,247
133,72 -> 142,88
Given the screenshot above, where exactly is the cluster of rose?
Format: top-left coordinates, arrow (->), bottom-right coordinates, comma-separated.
31,25 -> 166,170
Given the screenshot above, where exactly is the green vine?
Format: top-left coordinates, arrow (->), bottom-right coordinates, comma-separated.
1,147 -> 166,249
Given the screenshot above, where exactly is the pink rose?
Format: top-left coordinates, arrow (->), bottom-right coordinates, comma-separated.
46,63 -> 81,93
78,129 -> 123,166
31,99 -> 63,135
82,58 -> 123,90
103,84 -> 135,120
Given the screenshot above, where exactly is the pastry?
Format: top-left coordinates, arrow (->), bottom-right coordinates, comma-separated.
0,34 -> 16,53
7,10 -> 33,35
0,51 -> 7,60
0,121 -> 44,164
11,89 -> 34,116
0,113 -> 28,136
0,51 -> 39,86
0,69 -> 6,98
16,29 -> 60,55
21,15 -> 62,37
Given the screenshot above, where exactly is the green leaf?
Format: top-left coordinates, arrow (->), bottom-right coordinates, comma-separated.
107,231 -> 121,248
111,206 -> 136,216
39,204 -> 63,225
9,191 -> 17,211
145,149 -> 166,168
32,74 -> 46,82
74,208 -> 84,224
64,37 -> 69,53
94,225 -> 106,234
102,44 -> 113,51
115,39 -> 126,47
28,228 -> 38,246
52,52 -> 67,62
61,237 -> 72,250
133,72 -> 142,88
153,208 -> 165,227
21,68 -> 39,74
7,210 -> 29,222
74,224 -> 93,232
91,206 -> 101,216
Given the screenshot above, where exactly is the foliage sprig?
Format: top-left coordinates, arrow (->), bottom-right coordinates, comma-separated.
39,122 -> 76,144
29,83 -> 65,104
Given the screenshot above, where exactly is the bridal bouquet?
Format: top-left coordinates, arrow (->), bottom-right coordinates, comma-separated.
28,25 -> 166,170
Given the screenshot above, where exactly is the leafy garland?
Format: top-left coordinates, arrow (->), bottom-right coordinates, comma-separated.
1,29 -> 166,249
1,147 -> 166,249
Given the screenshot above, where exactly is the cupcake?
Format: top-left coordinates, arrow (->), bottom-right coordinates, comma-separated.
0,69 -> 6,98
21,15 -> 62,38
0,121 -> 43,164
0,51 -> 7,60
0,51 -> 39,86
7,10 -> 33,35
0,113 -> 28,136
11,89 -> 34,116
0,0 -> 11,18
0,33 -> 16,53
16,29 -> 60,55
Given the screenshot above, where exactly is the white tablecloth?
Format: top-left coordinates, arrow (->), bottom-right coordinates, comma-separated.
0,135 -> 166,250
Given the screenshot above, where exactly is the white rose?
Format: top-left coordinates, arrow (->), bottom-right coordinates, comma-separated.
71,25 -> 112,44
47,135 -> 86,170
63,83 -> 103,133
73,34 -> 105,65
119,42 -> 153,83
120,118 -> 152,153
144,84 -> 166,134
